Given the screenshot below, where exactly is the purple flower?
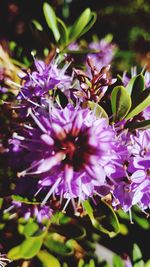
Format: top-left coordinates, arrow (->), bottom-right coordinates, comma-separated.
87,39 -> 117,71
68,42 -> 79,51
11,104 -> 117,206
18,58 -> 72,100
12,201 -> 53,223
111,129 -> 150,212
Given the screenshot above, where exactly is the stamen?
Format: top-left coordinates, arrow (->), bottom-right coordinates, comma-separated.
17,159 -> 44,177
41,177 -> 61,206
20,90 -> 41,107
34,187 -> 42,197
62,198 -> 71,213
129,208 -> 134,224
3,205 -> 15,213
28,108 -> 48,133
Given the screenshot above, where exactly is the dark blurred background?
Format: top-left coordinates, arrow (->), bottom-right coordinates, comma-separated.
0,0 -> 150,70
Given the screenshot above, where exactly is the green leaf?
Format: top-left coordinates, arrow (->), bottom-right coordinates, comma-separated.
32,20 -> 43,31
119,224 -> 128,235
69,8 -> 91,42
88,259 -> 96,267
111,86 -> 132,121
8,236 -> 44,260
77,12 -> 97,39
126,119 -> 150,130
0,198 -> 3,209
51,211 -> 71,225
12,195 -> 41,205
126,93 -> 150,119
133,244 -> 144,267
83,200 -> 120,237
88,101 -> 109,122
113,255 -> 125,267
78,259 -> 85,267
21,236 -> 44,259
126,74 -> 145,96
7,245 -> 21,260
145,260 -> 150,267
38,250 -> 61,267
43,3 -> 60,42
53,223 -> 86,240
132,213 -> 150,230
56,17 -> 68,46
23,221 -> 39,237
44,234 -> 73,256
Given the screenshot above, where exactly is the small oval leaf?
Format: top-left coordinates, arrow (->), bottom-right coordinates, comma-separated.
111,86 -> 132,121
88,101 -> 109,121
38,250 -> 61,267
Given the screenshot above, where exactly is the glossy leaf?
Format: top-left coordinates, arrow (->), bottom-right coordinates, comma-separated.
132,213 -> 150,230
133,244 -> 144,267
7,245 -> 21,260
56,17 -> 68,46
111,86 -> 132,121
126,74 -> 145,96
23,221 -> 39,237
38,250 -> 61,267
44,233 -> 73,256
88,259 -> 96,267
0,198 -> 3,209
126,119 -> 150,130
145,260 -> 150,267
77,12 -> 97,39
43,3 -> 60,42
83,199 -> 120,237
69,8 -> 91,42
126,93 -> 150,119
88,101 -> 109,121
32,20 -> 43,31
53,223 -> 86,240
8,236 -> 43,260
78,259 -> 85,267
20,236 -> 43,259
113,255 -> 125,267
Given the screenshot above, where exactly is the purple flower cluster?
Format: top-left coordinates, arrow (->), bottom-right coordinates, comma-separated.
87,38 -> 117,72
6,50 -> 150,222
11,105 -> 116,205
18,57 -> 72,101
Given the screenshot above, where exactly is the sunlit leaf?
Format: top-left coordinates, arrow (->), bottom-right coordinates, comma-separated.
113,255 -> 125,267
69,8 -> 91,42
83,200 -> 120,237
43,3 -> 60,42
44,233 -> 73,256
53,223 -> 86,240
77,12 -> 97,39
133,244 -> 144,267
126,74 -> 145,96
32,20 -> 43,31
111,86 -> 132,121
88,101 -> 109,121
56,17 -> 68,46
126,92 -> 150,119
23,221 -> 39,237
126,119 -> 150,130
38,250 -> 61,267
8,236 -> 44,260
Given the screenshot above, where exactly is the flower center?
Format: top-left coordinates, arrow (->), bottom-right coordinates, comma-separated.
55,130 -> 96,171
